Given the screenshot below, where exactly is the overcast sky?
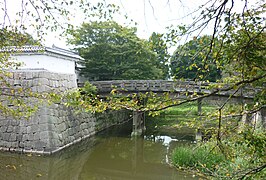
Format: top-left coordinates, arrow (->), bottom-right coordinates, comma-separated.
112,0 -> 203,38
65,0 -> 208,49
2,0 -> 255,49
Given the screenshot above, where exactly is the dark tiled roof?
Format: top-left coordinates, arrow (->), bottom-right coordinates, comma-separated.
0,45 -> 45,53
0,45 -> 83,60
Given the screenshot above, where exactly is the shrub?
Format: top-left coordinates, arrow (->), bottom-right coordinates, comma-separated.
172,146 -> 194,167
172,131 -> 266,179
172,144 -> 226,174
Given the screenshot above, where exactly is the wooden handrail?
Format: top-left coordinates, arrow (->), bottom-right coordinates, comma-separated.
77,80 -> 256,98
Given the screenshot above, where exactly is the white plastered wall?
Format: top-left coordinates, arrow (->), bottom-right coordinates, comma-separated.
11,54 -> 76,74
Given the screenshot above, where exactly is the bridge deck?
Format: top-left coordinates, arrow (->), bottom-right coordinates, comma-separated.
78,80 -> 256,98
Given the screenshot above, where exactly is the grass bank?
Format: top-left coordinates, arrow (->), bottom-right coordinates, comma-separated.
145,101 -> 265,179
172,130 -> 266,179
146,101 -> 217,138
172,143 -> 225,175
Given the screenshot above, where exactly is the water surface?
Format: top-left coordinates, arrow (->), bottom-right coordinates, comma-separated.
0,121 -> 198,180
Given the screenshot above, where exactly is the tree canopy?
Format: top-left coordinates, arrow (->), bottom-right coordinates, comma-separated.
0,28 -> 40,47
68,21 -> 163,80
148,32 -> 169,79
170,35 -> 222,82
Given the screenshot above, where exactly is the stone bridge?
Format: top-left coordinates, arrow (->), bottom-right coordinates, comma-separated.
79,80 -> 255,98
79,80 -> 258,136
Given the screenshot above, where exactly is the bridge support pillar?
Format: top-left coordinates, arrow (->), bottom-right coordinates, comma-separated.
197,98 -> 203,116
195,129 -> 203,141
238,107 -> 266,132
196,98 -> 203,141
131,111 -> 145,136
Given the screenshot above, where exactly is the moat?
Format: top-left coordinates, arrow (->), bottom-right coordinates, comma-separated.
0,120 -> 198,180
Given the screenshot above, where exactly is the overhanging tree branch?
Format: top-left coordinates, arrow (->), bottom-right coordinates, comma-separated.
148,73 -> 266,112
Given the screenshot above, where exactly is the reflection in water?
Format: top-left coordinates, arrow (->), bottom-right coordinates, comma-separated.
0,121 -> 198,180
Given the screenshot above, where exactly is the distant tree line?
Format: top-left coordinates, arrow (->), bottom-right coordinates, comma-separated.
68,21 -> 168,81
68,21 -> 222,82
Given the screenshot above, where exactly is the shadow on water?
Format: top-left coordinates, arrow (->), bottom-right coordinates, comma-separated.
0,120 -> 199,180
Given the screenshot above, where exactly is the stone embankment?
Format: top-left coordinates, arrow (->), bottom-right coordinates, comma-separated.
0,70 -> 130,154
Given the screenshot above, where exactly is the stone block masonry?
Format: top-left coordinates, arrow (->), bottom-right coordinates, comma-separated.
0,70 -> 130,154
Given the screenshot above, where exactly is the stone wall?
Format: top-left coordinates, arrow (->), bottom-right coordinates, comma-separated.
0,70 -> 130,154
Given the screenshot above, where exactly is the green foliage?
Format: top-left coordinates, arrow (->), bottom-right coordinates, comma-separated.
172,146 -> 194,167
163,102 -> 215,116
172,144 -> 225,174
172,130 -> 266,179
167,1 -> 266,177
165,104 -> 197,115
217,130 -> 266,179
0,28 -> 41,118
170,35 -> 222,82
221,18 -> 266,85
1,0 -> 120,38
81,81 -> 98,95
69,21 -> 163,80
148,32 -> 170,79
241,129 -> 266,159
0,28 -> 40,47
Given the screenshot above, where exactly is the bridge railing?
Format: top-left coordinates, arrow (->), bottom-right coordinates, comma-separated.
78,80 -> 257,98
84,80 -> 211,93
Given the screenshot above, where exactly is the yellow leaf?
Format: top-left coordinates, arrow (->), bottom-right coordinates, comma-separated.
6,165 -> 16,170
